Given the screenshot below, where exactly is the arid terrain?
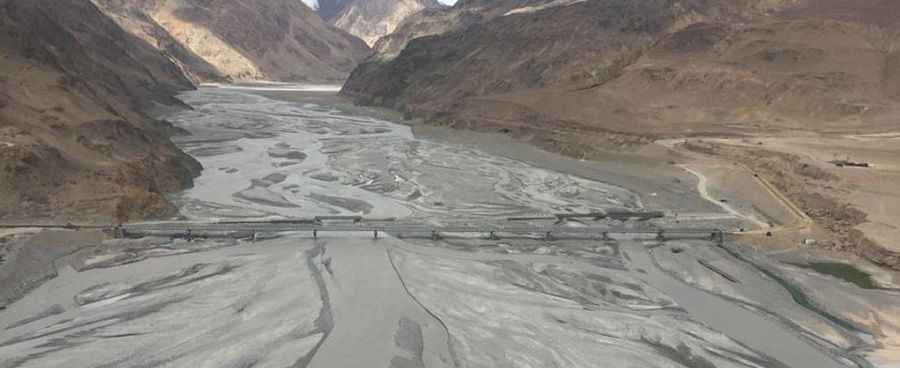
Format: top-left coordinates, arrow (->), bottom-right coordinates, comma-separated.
2,0 -> 900,367
677,135 -> 900,270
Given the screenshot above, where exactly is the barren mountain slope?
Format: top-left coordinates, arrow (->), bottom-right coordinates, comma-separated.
93,0 -> 372,82
0,0 -> 201,223
371,0 -> 549,58
345,0 -> 727,131
320,0 -> 443,46
344,0 -> 900,150
317,0 -> 349,21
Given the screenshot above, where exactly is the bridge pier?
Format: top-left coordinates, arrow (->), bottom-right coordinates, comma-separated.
488,231 -> 500,240
114,225 -> 126,239
114,222 -> 726,244
712,231 -> 725,246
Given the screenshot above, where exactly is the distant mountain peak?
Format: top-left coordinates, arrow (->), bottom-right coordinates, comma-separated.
319,0 -> 444,46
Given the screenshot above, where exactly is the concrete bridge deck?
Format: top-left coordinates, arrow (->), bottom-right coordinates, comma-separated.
119,221 -> 725,242
1,212 -> 727,243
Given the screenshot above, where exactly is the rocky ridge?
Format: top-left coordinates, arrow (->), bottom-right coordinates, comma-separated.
320,0 -> 444,47
345,0 -> 900,154
93,0 -> 372,83
0,0 -> 201,223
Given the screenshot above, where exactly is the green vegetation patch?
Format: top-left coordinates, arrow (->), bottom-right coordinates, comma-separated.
794,262 -> 878,290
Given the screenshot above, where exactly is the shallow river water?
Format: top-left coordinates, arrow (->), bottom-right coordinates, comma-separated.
168,88 -> 640,223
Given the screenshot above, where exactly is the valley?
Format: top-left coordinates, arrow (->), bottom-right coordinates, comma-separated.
3,86 -> 900,368
2,0 -> 900,367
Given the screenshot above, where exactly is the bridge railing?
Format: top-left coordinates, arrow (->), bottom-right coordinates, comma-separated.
120,221 -> 724,242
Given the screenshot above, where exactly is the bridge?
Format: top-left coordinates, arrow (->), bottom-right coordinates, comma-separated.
118,220 -> 725,244
2,211 -> 727,244
507,210 -> 665,223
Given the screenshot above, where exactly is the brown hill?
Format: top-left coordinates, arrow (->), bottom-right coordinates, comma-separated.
93,0 -> 372,83
321,0 -> 444,47
0,0 -> 201,223
344,0 -> 900,156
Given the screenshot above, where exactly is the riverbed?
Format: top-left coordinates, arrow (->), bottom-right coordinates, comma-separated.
0,85 -> 891,368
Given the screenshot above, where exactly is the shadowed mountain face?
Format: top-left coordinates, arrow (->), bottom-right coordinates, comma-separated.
344,0 -> 900,156
370,0 -> 556,58
319,0 -> 444,46
93,0 -> 372,83
317,0 -> 349,20
0,0 -> 201,222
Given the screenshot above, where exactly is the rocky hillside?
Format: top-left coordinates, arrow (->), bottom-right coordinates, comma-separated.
344,0 -> 900,155
0,0 -> 201,223
319,0 -> 444,47
93,0 -> 372,83
371,0 -> 545,59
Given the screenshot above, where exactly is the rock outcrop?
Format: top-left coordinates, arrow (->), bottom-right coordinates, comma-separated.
93,0 -> 372,83
0,0 -> 201,223
319,0 -> 444,47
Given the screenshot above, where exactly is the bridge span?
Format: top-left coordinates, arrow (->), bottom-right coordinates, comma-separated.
2,211 -> 728,243
117,220 -> 726,243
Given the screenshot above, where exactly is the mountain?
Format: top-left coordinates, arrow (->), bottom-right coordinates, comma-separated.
371,0 -> 543,59
315,0 -> 347,20
319,0 -> 444,46
343,0 -> 900,155
92,0 -> 372,83
0,0 -> 201,223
